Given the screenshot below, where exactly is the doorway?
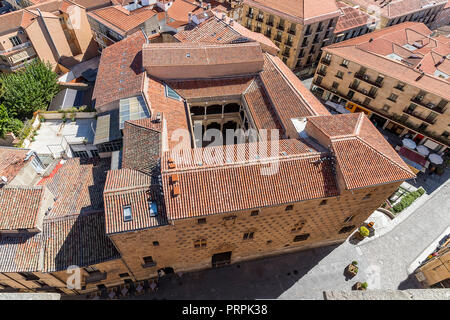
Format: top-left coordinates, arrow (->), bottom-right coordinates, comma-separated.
212,251 -> 232,268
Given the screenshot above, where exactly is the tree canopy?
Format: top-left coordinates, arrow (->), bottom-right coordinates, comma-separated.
0,60 -> 59,120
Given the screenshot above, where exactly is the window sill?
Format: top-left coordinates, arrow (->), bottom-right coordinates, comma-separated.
142,262 -> 157,268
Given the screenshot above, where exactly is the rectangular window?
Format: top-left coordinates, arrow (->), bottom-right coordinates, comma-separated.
320,199 -> 327,205
119,273 -> 129,278
197,218 -> 206,224
285,205 -> 294,211
293,234 -> 310,242
243,232 -> 254,240
382,104 -> 391,112
343,215 -> 354,223
153,241 -> 159,246
362,193 -> 371,200
194,239 -> 207,248
341,59 -> 349,67
388,93 -> 398,102
9,36 -> 22,47
332,82 -> 339,89
395,82 -> 405,91
142,256 -> 156,268
251,210 -> 259,216
442,131 -> 449,139
336,70 -> 344,79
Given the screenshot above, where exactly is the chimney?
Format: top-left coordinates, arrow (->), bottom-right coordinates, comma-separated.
155,112 -> 162,122
168,157 -> 176,169
172,184 -> 180,197
170,174 -> 179,184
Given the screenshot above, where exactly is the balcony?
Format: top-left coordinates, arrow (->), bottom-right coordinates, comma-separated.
256,16 -> 264,22
266,20 -> 273,26
265,32 -> 271,38
321,57 -> 331,65
317,69 -> 327,76
403,108 -> 437,125
254,27 -> 261,33
285,40 -> 293,47
277,24 -> 285,31
274,36 -> 282,42
0,42 -> 32,55
349,84 -> 377,98
410,97 -> 446,114
354,72 -> 383,88
246,13 -> 253,19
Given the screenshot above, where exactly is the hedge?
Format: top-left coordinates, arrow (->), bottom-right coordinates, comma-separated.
391,188 -> 425,214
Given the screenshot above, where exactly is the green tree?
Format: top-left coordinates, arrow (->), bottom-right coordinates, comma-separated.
0,60 -> 58,120
0,104 -> 23,138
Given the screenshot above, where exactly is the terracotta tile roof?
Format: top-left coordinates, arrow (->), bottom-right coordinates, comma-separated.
0,233 -> 43,272
104,169 -> 166,234
345,0 -> 447,19
88,5 -> 158,35
161,139 -> 337,220
0,186 -> 45,231
122,116 -> 162,175
93,31 -> 146,109
259,54 -> 330,138
42,212 -> 120,272
335,1 -> 372,34
142,42 -> 265,79
324,22 -> 450,100
243,78 -> 284,136
174,11 -> 279,55
43,158 -> 108,219
0,147 -> 30,182
166,76 -> 254,101
167,0 -> 200,23
146,77 -> 191,150
243,0 -> 341,24
0,157 -> 117,273
307,113 -> 415,189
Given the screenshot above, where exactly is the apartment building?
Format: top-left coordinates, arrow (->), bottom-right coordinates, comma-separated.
343,0 -> 447,29
0,0 -> 100,73
238,0 -> 341,78
311,22 -> 450,154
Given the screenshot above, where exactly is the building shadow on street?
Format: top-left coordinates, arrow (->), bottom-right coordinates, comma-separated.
397,274 -> 421,290
133,244 -> 340,300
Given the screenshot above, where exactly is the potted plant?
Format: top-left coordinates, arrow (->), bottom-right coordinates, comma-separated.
346,261 -> 358,277
353,282 -> 368,290
359,226 -> 370,239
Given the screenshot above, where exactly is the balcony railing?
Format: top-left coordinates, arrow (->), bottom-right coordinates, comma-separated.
321,57 -> 331,65
256,16 -> 264,22
265,32 -> 271,37
314,82 -> 449,146
285,40 -> 293,46
266,20 -> 273,26
354,72 -> 383,88
403,108 -> 437,125
317,69 -> 327,76
349,84 -> 377,98
410,97 -> 446,114
0,41 -> 32,55
246,13 -> 253,19
274,36 -> 282,42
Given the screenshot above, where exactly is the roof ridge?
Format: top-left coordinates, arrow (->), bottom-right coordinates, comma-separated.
354,135 -> 413,176
163,152 -> 325,174
354,112 -> 364,136
104,184 -> 149,195
265,54 -> 319,116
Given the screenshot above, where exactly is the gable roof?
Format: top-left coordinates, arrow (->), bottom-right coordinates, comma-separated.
0,147 -> 30,183
307,113 -> 415,189
93,30 -> 146,109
